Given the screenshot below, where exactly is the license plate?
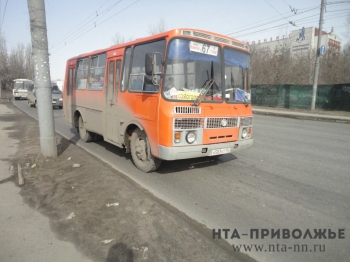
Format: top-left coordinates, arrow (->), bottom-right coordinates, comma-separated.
211,148 -> 230,156
52,101 -> 56,104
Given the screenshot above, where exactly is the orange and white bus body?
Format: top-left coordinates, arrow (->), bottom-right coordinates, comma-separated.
63,28 -> 253,172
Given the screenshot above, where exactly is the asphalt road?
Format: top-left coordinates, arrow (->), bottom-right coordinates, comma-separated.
14,100 -> 350,262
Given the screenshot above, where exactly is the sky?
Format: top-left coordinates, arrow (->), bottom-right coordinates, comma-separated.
1,0 -> 349,80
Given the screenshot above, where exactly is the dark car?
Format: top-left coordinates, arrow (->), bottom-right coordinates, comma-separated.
28,84 -> 63,109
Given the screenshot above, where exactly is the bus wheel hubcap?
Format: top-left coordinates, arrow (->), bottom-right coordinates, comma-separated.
79,118 -> 86,137
135,139 -> 147,161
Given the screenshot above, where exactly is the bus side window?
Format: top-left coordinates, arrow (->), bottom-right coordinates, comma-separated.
68,68 -> 73,95
121,48 -> 131,92
75,58 -> 89,90
108,60 -> 115,102
89,53 -> 106,91
115,60 -> 121,100
128,39 -> 166,93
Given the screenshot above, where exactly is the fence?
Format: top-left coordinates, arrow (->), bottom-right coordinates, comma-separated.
251,84 -> 350,111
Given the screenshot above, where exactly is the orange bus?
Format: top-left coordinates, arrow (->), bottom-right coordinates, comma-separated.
63,28 -> 253,172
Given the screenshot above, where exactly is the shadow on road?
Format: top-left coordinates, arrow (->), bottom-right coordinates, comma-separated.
156,154 -> 238,174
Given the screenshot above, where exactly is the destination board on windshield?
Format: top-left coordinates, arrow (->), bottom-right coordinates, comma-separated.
189,41 -> 218,56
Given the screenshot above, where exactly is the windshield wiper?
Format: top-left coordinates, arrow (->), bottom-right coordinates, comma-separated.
191,79 -> 214,107
192,62 -> 215,107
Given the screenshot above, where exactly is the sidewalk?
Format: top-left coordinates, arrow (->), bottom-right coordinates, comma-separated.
0,102 -> 93,262
252,106 -> 350,124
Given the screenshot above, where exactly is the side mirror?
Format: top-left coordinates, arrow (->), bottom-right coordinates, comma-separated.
145,52 -> 163,85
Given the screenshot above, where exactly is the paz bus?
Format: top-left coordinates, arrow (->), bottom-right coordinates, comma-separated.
13,78 -> 34,100
63,28 -> 253,172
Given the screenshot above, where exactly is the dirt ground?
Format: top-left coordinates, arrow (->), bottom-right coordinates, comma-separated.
1,96 -> 255,261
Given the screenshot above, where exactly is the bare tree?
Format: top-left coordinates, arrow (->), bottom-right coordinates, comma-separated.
0,33 -> 8,89
344,11 -> 350,40
112,33 -> 134,45
250,42 -> 350,85
0,34 -> 34,89
112,33 -> 125,45
147,18 -> 166,36
24,43 -> 33,79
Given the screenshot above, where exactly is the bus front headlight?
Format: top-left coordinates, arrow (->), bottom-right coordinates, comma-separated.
186,131 -> 196,144
241,128 -> 248,139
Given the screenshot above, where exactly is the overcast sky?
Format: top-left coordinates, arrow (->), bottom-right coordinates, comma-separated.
1,0 -> 349,80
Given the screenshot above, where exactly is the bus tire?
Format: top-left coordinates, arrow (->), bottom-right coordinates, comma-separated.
130,128 -> 161,172
78,116 -> 93,142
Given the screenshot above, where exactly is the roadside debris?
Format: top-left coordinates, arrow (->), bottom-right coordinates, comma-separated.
68,157 -> 72,161
133,247 -> 149,259
9,165 -> 14,171
18,164 -> 24,186
142,211 -> 147,215
31,164 -> 36,168
66,212 -> 75,220
72,163 -> 81,168
101,239 -> 114,244
142,247 -> 148,260
106,202 -> 119,207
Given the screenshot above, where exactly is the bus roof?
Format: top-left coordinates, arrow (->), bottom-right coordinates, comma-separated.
68,28 -> 249,61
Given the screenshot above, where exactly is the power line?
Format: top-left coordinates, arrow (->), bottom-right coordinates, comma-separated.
327,1 -> 350,4
0,0 -> 9,32
50,0 -> 111,46
263,0 -> 296,26
226,6 -> 319,36
50,0 -> 123,49
235,10 -> 346,39
50,0 -> 141,54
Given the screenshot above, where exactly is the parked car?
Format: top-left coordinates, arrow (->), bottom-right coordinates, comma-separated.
28,84 -> 63,109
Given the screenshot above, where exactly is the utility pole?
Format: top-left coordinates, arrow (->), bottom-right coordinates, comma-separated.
311,0 -> 325,110
27,0 -> 57,157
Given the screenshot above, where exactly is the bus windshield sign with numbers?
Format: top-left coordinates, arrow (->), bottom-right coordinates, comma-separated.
189,41 -> 218,56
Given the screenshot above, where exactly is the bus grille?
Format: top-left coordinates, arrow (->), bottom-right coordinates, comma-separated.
205,117 -> 239,129
174,106 -> 201,114
174,118 -> 203,130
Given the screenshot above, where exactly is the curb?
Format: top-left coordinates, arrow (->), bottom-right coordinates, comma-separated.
253,109 -> 350,124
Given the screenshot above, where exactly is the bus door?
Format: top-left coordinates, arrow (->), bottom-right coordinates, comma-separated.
65,66 -> 75,124
105,57 -> 122,143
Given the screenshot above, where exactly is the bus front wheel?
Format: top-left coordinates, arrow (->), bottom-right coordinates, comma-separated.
78,116 -> 93,142
130,128 -> 161,172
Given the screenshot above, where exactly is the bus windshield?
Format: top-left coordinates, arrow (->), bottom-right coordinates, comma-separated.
13,80 -> 34,90
163,39 -> 250,104
14,82 -> 24,90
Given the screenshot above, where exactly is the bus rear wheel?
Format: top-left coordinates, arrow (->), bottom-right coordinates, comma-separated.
130,128 -> 161,172
78,116 -> 93,142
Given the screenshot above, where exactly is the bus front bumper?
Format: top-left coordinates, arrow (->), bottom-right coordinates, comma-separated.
158,139 -> 253,161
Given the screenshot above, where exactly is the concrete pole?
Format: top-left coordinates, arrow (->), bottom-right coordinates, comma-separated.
311,0 -> 325,110
27,0 -> 57,157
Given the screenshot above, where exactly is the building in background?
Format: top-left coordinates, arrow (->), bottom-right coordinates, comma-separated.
249,27 -> 342,56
